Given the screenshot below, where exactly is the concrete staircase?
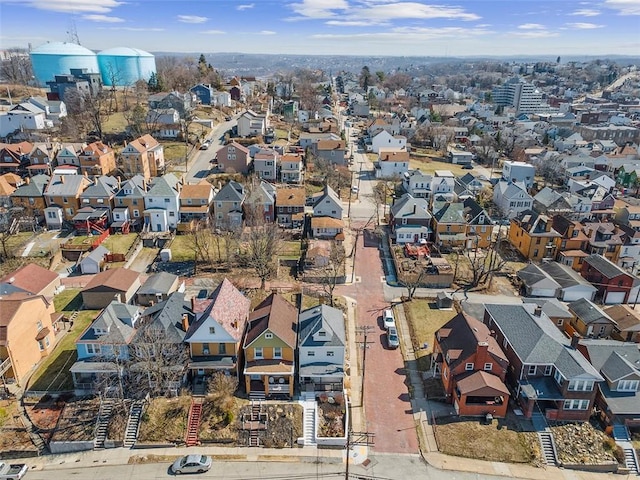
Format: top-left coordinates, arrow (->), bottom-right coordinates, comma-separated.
537,431 -> 557,466
249,391 -> 266,401
613,424 -> 631,441
124,400 -> 144,448
94,400 -> 114,449
623,445 -> 639,475
297,393 -> 317,446
185,398 -> 204,447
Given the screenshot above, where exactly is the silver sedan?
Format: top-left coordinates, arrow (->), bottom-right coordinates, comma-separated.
170,455 -> 212,475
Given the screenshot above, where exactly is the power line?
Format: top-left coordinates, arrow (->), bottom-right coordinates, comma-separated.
355,325 -> 375,407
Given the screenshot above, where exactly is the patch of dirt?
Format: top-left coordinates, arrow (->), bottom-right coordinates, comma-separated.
550,422 -> 619,465
106,407 -> 128,442
0,400 -> 37,453
138,396 -> 190,444
238,403 -> 303,448
317,392 -> 346,438
199,397 -> 245,443
50,398 -> 100,442
25,401 -> 64,431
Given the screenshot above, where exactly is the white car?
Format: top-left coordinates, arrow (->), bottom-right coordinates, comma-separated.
171,455 -> 212,475
387,326 -> 399,349
383,309 -> 395,329
351,185 -> 359,194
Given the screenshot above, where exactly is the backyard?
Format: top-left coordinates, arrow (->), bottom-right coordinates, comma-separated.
99,233 -> 138,255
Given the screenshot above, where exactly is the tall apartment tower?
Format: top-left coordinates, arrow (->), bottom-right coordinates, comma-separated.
492,78 -> 543,114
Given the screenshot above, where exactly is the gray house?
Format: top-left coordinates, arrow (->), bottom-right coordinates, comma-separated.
136,272 -> 182,307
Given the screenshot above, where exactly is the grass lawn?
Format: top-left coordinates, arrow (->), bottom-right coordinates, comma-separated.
279,240 -> 301,260
401,299 -> 457,369
168,234 -> 195,262
409,156 -> 468,177
28,309 -> 98,392
162,142 -> 189,163
101,233 -> 138,255
138,396 -> 191,443
3,231 -> 33,256
103,111 -> 128,134
434,418 -> 536,464
53,288 -> 83,312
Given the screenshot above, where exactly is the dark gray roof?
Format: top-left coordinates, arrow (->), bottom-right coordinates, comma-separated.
115,175 -> 146,198
79,301 -> 139,344
11,174 -> 49,197
81,176 -> 119,198
215,180 -> 245,203
390,193 -> 431,220
432,201 -> 465,224
569,298 -> 616,325
522,298 -> 573,318
485,304 -> 603,381
517,264 -> 561,291
539,262 -> 596,291
298,304 -> 345,348
146,173 -> 179,197
139,291 -> 192,343
585,254 -> 633,279
137,272 -> 178,295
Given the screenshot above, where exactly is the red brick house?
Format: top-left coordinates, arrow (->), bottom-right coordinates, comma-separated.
432,313 -> 510,418
580,254 -> 638,304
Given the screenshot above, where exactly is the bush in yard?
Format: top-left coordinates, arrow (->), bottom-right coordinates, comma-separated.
207,372 -> 238,403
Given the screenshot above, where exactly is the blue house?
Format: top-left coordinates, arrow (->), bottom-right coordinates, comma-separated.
190,83 -> 214,106
70,301 -> 141,393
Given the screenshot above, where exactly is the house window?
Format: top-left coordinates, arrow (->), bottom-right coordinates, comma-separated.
62,197 -> 68,203
164,198 -> 170,203
483,363 -> 492,371
617,380 -> 639,392
254,347 -> 263,359
133,210 -> 139,217
318,331 -> 326,337
563,399 -> 589,410
544,365 -> 553,376
528,365 -> 536,376
265,333 -> 273,339
307,351 -> 315,357
169,211 -> 175,217
36,320 -> 43,331
556,318 -> 564,326
502,337 -> 508,349
209,327 -> 216,334
568,380 -> 594,391
465,363 -> 474,371
598,325 -> 606,334
86,344 -> 101,355
203,344 -> 210,355
218,343 -> 226,355
327,351 -> 335,357
133,199 -> 138,206
274,347 -> 282,358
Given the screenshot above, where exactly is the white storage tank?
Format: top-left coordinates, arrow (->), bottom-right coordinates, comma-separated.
30,42 -> 99,85
97,47 -> 156,86
159,248 -> 172,262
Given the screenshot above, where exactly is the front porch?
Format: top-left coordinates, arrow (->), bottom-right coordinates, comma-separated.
244,360 -> 295,399
518,377 -> 592,422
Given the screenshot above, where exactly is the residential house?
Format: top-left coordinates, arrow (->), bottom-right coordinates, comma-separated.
454,173 -> 484,199
376,149 -> 410,179
581,222 -> 624,263
113,175 -> 146,231
243,293 -> 298,398
253,148 -> 279,181
79,174 -> 119,216
79,245 -> 109,275
237,110 -> 268,138
389,194 -> 431,244
370,130 -> 407,154
430,171 -> 456,203
432,201 -> 468,250
533,188 -> 573,217
568,298 -> 618,340
10,174 -> 49,220
312,185 -> 343,219
190,84 -> 214,105
616,164 -> 640,188
316,139 -> 347,166
143,173 -> 181,232
463,198 -> 493,248
0,263 -> 60,299
402,170 -> 432,201
493,181 -> 533,219
81,267 -> 141,309
214,180 -> 245,229
55,143 -> 84,170
303,239 -> 332,270
244,180 -> 276,224
604,305 -> 640,343
0,104 -> 48,138
522,298 -> 574,330
70,300 -> 141,393
275,186 -> 305,228
0,292 -> 57,386
148,91 -> 194,118
578,340 -> 640,427
431,312 -> 510,418
581,254 -> 639,304
517,263 -> 561,298
43,173 -> 91,229
146,108 -> 181,139
540,261 -> 597,302
280,153 -> 303,183
215,142 -> 251,174
508,210 -> 561,261
119,134 -> 165,180
78,141 -> 116,177
298,304 -> 346,391
299,132 -> 340,151
447,146 -> 473,166
483,303 -> 604,421
0,142 -> 31,173
186,279 -> 251,378
618,223 -> 640,272
27,143 -> 58,175
311,217 -> 345,241
614,198 -> 640,230
178,180 -> 214,226
553,215 -> 590,270
136,271 -> 181,307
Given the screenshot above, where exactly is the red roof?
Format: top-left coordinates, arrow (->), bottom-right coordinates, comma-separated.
0,263 -> 58,296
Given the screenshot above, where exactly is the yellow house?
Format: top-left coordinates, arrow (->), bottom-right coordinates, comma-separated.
432,198 -> 493,249
508,210 -> 561,261
0,293 -> 57,386
243,293 -> 298,399
185,279 -> 250,378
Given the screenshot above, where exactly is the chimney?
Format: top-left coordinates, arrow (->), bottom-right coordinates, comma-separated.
59,175 -> 65,184
476,341 -> 489,367
570,332 -> 580,349
534,305 -> 542,317
117,176 -> 121,189
25,177 -> 30,185
181,313 -> 190,332
191,297 -> 196,312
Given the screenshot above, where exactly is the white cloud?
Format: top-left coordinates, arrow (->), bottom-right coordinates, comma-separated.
511,30 -> 559,38
82,14 -> 124,22
259,30 -> 277,35
566,22 -> 604,29
200,30 -> 226,35
312,25 -> 492,42
570,8 -> 601,16
288,0 -> 350,19
177,15 -> 208,24
237,3 -> 255,10
325,20 -> 376,26
605,0 -> 640,15
350,2 -> 480,22
517,23 -> 546,30
20,0 -> 122,13
101,26 -> 165,32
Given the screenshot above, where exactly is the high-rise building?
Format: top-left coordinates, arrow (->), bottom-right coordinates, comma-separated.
492,78 -> 543,114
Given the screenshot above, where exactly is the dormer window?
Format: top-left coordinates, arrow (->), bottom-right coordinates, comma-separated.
318,331 -> 326,337
617,380 -> 639,392
265,333 -> 273,339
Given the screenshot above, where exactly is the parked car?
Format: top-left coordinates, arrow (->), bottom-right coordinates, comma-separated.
383,309 -> 395,329
171,455 -> 212,475
0,462 -> 28,479
462,164 -> 474,170
199,141 -> 211,150
387,326 -> 399,349
351,185 -> 359,194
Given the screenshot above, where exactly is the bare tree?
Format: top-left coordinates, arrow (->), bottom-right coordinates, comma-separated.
400,268 -> 427,301
533,153 -> 563,187
185,219 -> 215,274
460,238 -> 506,289
239,220 -> 282,289
318,243 -> 346,306
0,49 -> 32,85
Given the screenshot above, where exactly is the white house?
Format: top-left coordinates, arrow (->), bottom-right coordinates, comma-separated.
0,103 -> 50,137
298,304 -> 346,390
370,130 -> 407,154
493,181 -> 534,218
143,173 -> 180,232
430,171 -> 456,202
211,91 -> 231,107
280,153 -> 303,183
447,146 -> 473,166
502,161 -> 536,189
312,185 -> 343,219
80,245 -> 109,275
237,110 -> 268,138
403,170 -> 433,201
253,148 -> 279,181
376,149 -> 410,179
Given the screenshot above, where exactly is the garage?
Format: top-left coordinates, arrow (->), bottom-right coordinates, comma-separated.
604,291 -> 626,305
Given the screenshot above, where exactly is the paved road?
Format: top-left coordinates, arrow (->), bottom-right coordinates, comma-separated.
184,117 -> 236,184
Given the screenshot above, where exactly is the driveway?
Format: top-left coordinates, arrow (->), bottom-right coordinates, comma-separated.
337,226 -> 419,454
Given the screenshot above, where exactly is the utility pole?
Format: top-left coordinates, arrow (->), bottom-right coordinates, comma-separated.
345,430 -> 375,480
356,325 -> 374,407
347,169 -> 354,219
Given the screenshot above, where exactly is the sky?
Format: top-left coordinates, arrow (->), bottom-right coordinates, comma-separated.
0,0 -> 639,57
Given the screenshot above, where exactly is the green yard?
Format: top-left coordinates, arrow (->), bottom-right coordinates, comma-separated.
167,234 -> 196,262
162,141 -> 189,163
101,233 -> 138,255
279,241 -> 302,260
409,156 -> 468,177
2,231 -> 33,256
